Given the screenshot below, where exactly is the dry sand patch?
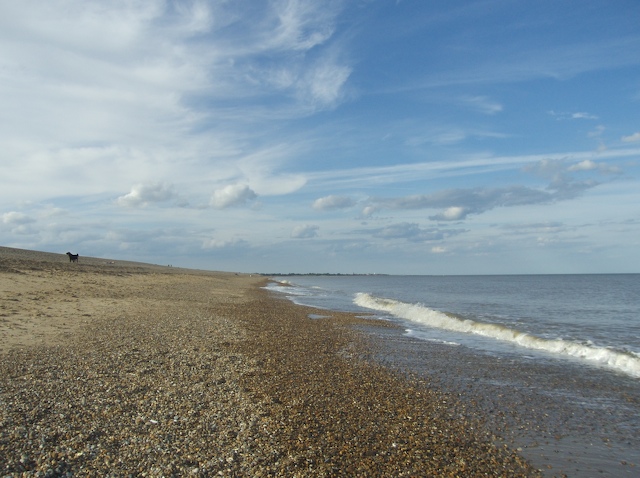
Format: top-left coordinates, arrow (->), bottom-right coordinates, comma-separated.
0,246 -> 258,353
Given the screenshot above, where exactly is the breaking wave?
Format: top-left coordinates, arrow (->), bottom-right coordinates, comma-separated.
354,292 -> 640,378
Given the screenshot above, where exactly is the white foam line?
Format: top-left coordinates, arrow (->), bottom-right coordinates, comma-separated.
354,293 -> 640,378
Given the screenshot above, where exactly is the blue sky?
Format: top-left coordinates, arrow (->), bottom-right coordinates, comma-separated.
1,0 -> 639,274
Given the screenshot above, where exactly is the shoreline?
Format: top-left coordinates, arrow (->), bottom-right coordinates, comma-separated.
361,324 -> 640,477
269,275 -> 640,477
1,247 -> 538,476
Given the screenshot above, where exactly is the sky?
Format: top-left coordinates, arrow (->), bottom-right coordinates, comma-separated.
1,0 -> 639,275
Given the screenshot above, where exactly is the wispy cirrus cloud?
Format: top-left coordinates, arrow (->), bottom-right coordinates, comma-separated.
2,1 -> 640,274
459,95 -> 503,115
262,0 -> 343,51
306,149 -> 638,192
0,0 -> 349,204
549,110 -> 599,120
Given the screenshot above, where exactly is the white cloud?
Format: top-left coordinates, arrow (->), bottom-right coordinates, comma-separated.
622,132 -> 640,143
312,195 -> 355,211
366,162 -> 608,221
0,1 -> 349,203
431,246 -> 447,253
568,159 -> 598,171
2,2 -> 639,274
523,158 -> 566,180
2,211 -> 35,225
35,205 -> 67,220
117,183 -> 176,207
430,206 -> 467,221
250,173 -> 307,196
571,112 -> 598,120
361,205 -> 379,217
0,2 -> 204,130
237,144 -> 308,196
568,159 -> 621,175
210,184 -> 257,209
291,224 -> 319,238
202,238 -> 248,250
1,211 -> 37,236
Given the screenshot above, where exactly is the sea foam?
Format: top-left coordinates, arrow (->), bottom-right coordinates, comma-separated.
354,292 -> 640,378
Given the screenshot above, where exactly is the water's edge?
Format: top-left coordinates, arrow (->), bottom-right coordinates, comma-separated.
265,279 -> 640,477
357,322 -> 640,478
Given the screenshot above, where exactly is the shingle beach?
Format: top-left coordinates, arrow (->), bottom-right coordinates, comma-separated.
1,247 -> 538,476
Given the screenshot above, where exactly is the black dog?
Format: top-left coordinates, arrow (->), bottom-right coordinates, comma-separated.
66,252 -> 79,263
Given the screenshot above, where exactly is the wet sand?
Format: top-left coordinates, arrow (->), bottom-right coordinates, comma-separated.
0,247 -> 538,476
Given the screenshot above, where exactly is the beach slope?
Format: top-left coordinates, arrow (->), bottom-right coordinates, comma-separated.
0,247 -> 538,476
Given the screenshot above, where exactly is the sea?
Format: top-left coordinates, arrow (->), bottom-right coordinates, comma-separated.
265,274 -> 640,477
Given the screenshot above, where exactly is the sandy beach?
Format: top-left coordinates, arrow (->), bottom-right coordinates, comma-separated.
0,247 -> 538,476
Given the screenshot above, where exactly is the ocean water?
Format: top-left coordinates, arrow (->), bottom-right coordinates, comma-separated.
266,274 -> 640,476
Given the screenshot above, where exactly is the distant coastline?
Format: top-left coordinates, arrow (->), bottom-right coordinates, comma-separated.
262,272 -> 389,277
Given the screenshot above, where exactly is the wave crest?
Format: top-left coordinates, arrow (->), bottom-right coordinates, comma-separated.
354,292 -> 640,378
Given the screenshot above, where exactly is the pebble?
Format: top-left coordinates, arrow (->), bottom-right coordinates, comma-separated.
0,254 -> 539,476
